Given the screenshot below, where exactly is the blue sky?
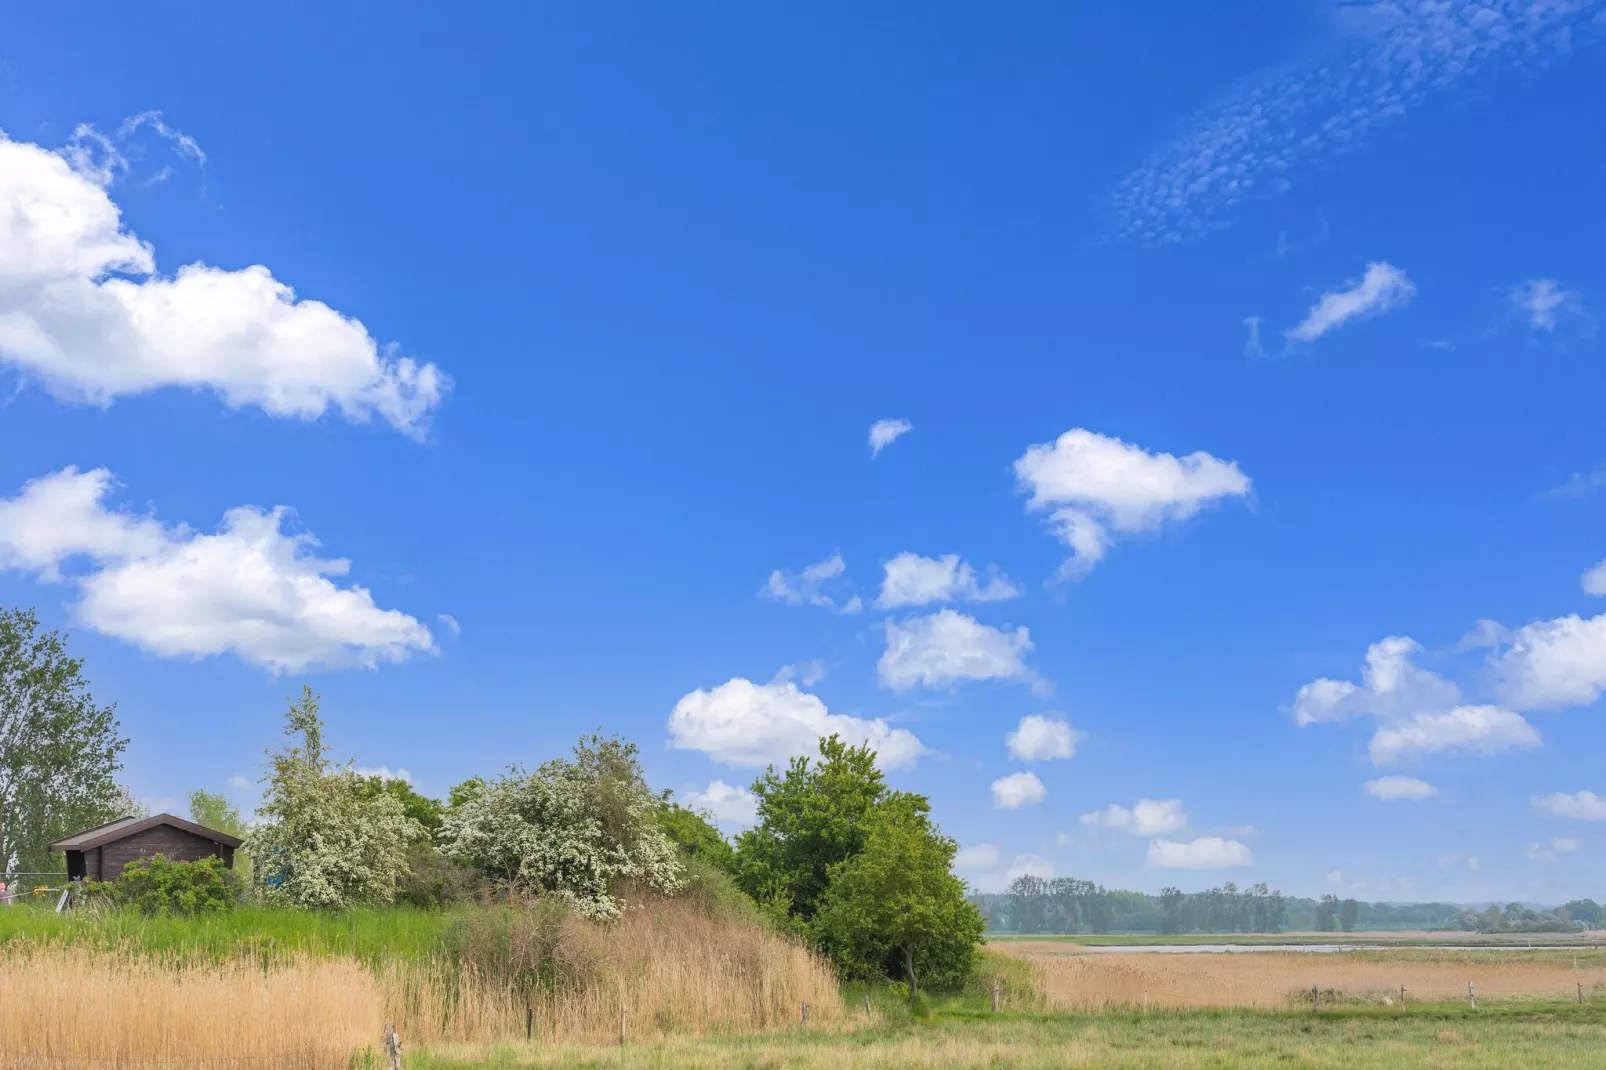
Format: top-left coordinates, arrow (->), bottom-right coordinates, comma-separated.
2,1 -> 1605,902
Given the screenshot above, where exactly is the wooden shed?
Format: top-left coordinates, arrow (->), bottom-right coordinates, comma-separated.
49,814 -> 241,882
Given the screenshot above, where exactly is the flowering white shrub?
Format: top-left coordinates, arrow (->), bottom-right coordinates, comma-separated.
440,734 -> 682,919
248,687 -> 423,910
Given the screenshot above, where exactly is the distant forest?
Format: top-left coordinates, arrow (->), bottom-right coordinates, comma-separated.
973,876 -> 1603,934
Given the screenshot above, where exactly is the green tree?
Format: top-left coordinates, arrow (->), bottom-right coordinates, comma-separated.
356,776 -> 445,837
660,801 -> 736,873
0,609 -> 129,874
1316,894 -> 1337,932
247,687 -> 423,909
1563,898 -> 1601,927
810,794 -> 985,995
733,735 -> 886,926
1159,886 -> 1185,934
439,734 -> 682,919
188,789 -> 252,885
1339,898 -> 1360,933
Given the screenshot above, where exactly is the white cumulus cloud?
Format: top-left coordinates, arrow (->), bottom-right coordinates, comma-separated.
1014,428 -> 1250,579
868,418 -> 913,457
0,131 -> 446,435
1286,262 -> 1416,344
1363,776 -> 1438,801
1528,836 -> 1581,862
1494,613 -> 1606,710
878,609 -> 1038,692
666,677 -> 925,769
760,552 -> 862,613
991,771 -> 1046,810
876,553 -> 1020,609
1368,705 -> 1539,765
1532,790 -> 1606,822
953,843 -> 1000,870
1147,837 -> 1252,870
1583,561 -> 1606,597
355,766 -> 412,783
0,467 -> 435,671
1080,799 -> 1188,836
1292,636 -> 1538,765
681,780 -> 759,827
1005,715 -> 1082,761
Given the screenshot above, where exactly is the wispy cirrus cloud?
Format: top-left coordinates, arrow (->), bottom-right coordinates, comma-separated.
1286,263 -> 1416,344
1110,1 -> 1606,244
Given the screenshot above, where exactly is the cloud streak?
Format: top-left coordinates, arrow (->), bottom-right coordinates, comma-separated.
1286,262 -> 1416,343
1110,1 -> 1606,244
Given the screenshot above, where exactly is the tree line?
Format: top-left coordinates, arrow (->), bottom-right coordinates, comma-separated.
973,882 -> 1606,935
976,877 -> 1290,934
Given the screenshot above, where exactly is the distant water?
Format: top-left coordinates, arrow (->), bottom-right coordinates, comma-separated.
1075,943 -> 1584,954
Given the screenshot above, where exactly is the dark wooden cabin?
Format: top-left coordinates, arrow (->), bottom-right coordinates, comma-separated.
49,814 -> 241,882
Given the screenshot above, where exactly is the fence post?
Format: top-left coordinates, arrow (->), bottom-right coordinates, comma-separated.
1468,982 -> 1476,1011
864,993 -> 872,1016
525,1002 -> 533,1041
1143,991 -> 1149,1015
620,1006 -> 628,1046
991,982 -> 1001,1014
1312,984 -> 1319,1012
383,1024 -> 402,1070
1399,985 -> 1405,1008
1579,982 -> 1584,1005
801,1001 -> 809,1026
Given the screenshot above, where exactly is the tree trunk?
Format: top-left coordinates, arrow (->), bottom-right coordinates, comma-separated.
904,947 -> 917,997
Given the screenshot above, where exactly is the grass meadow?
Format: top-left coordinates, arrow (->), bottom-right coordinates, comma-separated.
3,908 -> 1606,1067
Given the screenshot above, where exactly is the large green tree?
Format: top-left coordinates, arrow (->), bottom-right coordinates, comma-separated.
356,775 -> 445,837
189,789 -> 252,886
247,687 -> 423,909
660,801 -> 736,873
733,735 -> 887,926
809,794 -> 985,995
0,609 -> 128,874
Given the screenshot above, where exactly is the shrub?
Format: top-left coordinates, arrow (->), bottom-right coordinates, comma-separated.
116,855 -> 240,916
440,734 -> 682,919
395,844 -> 484,909
440,899 -> 584,995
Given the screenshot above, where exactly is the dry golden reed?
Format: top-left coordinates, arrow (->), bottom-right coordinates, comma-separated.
384,897 -> 843,1044
997,942 -> 1606,1009
0,899 -> 840,1064
0,945 -> 383,1068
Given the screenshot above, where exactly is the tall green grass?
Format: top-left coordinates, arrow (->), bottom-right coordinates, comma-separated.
0,902 -> 455,964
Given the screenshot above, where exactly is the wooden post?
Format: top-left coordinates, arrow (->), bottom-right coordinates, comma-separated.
991,982 -> 1001,1014
1468,982 -> 1476,1011
1142,991 -> 1149,1015
1399,985 -> 1405,1007
864,993 -> 872,1016
620,1006 -> 628,1046
801,1001 -> 810,1026
383,1024 -> 402,1070
1312,985 -> 1319,1011
1579,982 -> 1584,1005
526,1002 -> 533,1041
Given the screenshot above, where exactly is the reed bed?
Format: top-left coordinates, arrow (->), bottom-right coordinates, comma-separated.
384,898 -> 843,1044
997,942 -> 1606,1009
0,897 -> 840,1064
0,944 -> 384,1068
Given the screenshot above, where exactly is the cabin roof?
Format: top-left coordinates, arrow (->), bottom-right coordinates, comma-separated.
48,813 -> 243,852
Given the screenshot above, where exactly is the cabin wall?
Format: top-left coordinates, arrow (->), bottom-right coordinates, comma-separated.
100,826 -> 230,879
